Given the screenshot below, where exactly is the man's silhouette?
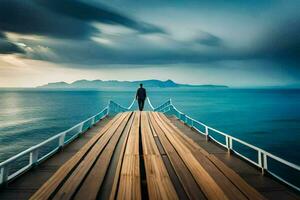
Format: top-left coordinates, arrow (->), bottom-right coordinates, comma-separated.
136,83 -> 147,111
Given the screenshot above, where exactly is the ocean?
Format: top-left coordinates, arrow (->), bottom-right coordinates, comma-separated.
0,88 -> 300,166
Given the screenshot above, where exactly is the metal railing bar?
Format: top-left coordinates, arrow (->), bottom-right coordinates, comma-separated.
208,135 -> 227,148
0,105 -> 109,184
268,171 -> 300,191
7,165 -> 31,181
149,97 -> 300,191
127,98 -> 136,110
1,97 -> 299,191
264,153 -> 300,170
231,150 -> 261,167
159,100 -> 300,169
147,97 -> 155,110
37,147 -> 60,164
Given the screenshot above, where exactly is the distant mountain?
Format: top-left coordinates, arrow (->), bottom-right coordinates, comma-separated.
38,79 -> 228,89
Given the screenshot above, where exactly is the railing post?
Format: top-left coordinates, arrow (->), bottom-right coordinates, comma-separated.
30,149 -> 39,166
107,100 -> 111,115
205,126 -> 209,141
170,105 -> 175,116
258,151 -> 268,175
262,153 -> 268,175
187,117 -> 190,126
176,111 -> 180,119
226,136 -> 231,154
0,165 -> 10,184
78,123 -> 84,134
181,114 -> 185,122
59,133 -> 66,148
184,115 -> 188,124
91,117 -> 95,126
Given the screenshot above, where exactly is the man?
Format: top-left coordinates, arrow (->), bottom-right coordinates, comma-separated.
136,83 -> 147,111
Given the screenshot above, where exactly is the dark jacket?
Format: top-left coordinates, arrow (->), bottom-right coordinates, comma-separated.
136,87 -> 147,100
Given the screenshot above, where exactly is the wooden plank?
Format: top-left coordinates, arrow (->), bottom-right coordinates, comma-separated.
141,112 -> 160,156
117,112 -> 141,200
208,155 -> 267,200
159,113 -> 266,200
149,112 -> 206,200
74,112 -> 133,200
141,112 -> 178,200
152,112 -> 230,200
158,113 -> 209,156
124,112 -> 140,156
29,113 -> 123,200
52,112 -> 130,200
109,112 -> 136,200
156,113 -> 247,200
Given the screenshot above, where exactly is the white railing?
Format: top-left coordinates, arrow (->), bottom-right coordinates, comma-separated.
153,98 -> 300,192
108,98 -> 136,113
0,106 -> 109,185
128,98 -> 136,110
147,97 -> 155,110
0,98 -> 136,185
1,97 -> 299,192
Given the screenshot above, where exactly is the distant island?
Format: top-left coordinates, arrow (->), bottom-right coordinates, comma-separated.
38,79 -> 228,89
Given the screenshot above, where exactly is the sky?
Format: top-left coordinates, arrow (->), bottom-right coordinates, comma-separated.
0,0 -> 299,87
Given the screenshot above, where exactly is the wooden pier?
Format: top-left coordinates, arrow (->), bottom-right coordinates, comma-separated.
0,111 -> 299,200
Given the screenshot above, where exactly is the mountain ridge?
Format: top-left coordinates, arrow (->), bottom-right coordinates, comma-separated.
38,79 -> 228,89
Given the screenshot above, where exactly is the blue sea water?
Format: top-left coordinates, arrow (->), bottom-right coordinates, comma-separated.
0,88 -> 300,167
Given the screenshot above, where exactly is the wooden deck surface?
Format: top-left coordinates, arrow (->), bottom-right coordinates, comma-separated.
0,111 -> 299,200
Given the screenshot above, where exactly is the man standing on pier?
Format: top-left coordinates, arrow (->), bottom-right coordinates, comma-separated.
136,83 -> 147,111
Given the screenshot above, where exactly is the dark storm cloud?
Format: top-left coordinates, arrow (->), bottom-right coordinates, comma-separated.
29,18 -> 299,67
0,0 -> 164,40
0,1 -> 97,39
33,0 -> 165,34
0,0 -> 299,68
255,18 -> 300,62
194,31 -> 223,46
0,32 -> 24,54
19,21 -> 300,67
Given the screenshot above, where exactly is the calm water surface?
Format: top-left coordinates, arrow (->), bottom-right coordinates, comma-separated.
0,88 -> 299,165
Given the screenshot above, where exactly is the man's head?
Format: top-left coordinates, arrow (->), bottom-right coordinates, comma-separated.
140,83 -> 143,88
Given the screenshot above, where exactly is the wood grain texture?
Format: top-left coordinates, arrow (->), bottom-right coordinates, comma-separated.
156,113 -> 247,200
141,112 -> 178,200
152,112 -> 229,200
74,112 -> 133,200
158,113 -> 209,156
30,111 -> 267,200
208,155 -> 267,200
158,113 -> 266,200
52,113 -> 130,200
149,112 -> 206,200
117,112 -> 141,200
29,113 -> 123,200
109,112 -> 136,200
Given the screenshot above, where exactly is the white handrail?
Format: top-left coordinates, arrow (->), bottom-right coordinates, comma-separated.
152,98 -> 300,192
127,98 -> 136,110
108,100 -> 131,113
1,97 -> 299,191
153,98 -> 172,111
0,105 -> 109,184
147,97 -> 154,110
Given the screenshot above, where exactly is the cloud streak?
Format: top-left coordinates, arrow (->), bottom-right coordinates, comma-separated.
0,0 -> 164,41
0,0 -> 299,69
0,32 -> 25,54
33,0 -> 165,34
